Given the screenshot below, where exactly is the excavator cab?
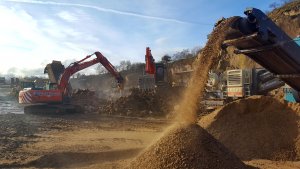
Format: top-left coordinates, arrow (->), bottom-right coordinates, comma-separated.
45,83 -> 58,90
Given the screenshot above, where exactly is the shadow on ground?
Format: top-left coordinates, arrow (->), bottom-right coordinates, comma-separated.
1,148 -> 142,168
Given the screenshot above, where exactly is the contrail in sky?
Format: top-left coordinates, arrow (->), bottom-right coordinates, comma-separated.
3,0 -> 212,25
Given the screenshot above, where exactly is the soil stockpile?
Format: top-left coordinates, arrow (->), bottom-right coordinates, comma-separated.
71,89 -> 107,113
104,88 -> 165,116
175,17 -> 240,123
199,96 -> 300,161
71,87 -> 181,116
99,87 -> 182,117
127,124 -> 250,169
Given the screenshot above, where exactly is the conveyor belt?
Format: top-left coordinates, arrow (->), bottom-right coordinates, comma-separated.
223,8 -> 300,91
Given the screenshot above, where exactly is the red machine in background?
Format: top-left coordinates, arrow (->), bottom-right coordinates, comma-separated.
139,47 -> 166,90
19,51 -> 124,114
145,47 -> 156,75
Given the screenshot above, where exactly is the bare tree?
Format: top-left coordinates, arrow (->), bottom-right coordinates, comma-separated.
281,0 -> 294,4
191,46 -> 202,56
161,55 -> 171,63
118,60 -> 132,71
96,65 -> 108,74
269,2 -> 280,9
172,49 -> 194,60
269,0 -> 295,10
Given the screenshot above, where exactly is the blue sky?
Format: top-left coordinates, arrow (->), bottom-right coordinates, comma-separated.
0,0 -> 277,76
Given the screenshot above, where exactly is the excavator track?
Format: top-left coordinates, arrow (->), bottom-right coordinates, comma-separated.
24,104 -> 83,115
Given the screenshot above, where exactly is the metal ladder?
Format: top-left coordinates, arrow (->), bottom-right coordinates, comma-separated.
244,85 -> 251,97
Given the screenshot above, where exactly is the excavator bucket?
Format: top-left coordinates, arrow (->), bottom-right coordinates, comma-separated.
44,61 -> 65,83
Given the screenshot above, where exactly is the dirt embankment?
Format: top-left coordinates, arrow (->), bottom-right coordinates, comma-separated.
268,0 -> 300,38
199,96 -> 300,161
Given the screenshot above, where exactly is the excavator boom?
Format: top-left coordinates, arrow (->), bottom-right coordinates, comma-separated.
145,47 -> 155,74
59,51 -> 124,92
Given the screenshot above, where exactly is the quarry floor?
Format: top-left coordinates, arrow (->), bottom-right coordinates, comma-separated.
0,113 -> 299,169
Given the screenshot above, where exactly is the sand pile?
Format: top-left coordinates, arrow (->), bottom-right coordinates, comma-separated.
127,124 -> 249,169
199,96 -> 300,161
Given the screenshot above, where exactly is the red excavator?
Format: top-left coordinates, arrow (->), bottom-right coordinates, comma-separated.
19,51 -> 124,114
145,47 -> 156,75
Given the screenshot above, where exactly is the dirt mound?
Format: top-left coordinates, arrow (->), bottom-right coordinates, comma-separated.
71,89 -> 107,113
104,88 -> 165,116
71,87 -> 182,116
99,87 -> 182,117
199,96 -> 300,161
127,124 -> 250,169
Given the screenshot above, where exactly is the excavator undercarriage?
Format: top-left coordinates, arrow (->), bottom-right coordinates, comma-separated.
23,104 -> 83,115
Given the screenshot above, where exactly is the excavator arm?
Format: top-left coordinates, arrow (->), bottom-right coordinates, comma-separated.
58,51 -> 124,93
145,47 -> 155,74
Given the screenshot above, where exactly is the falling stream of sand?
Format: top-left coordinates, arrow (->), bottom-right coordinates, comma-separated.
127,17 -> 249,169
175,17 -> 239,123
